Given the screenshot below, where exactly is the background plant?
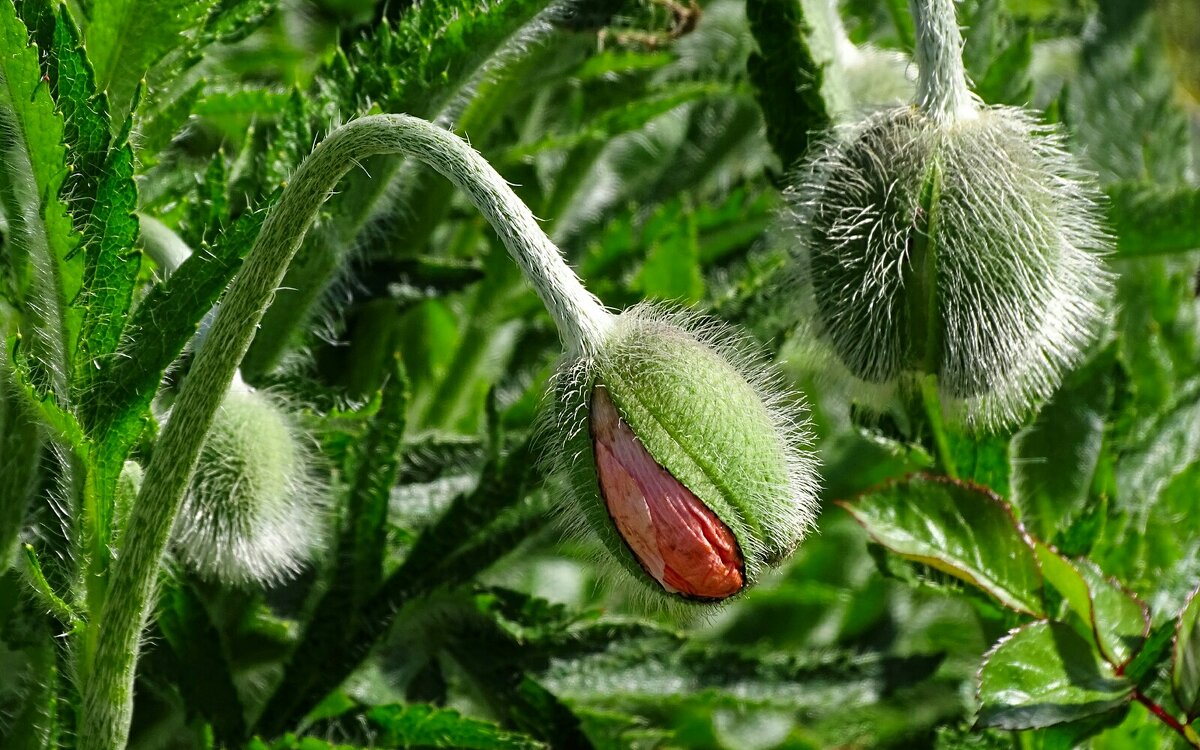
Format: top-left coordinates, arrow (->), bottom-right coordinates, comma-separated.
0,0 -> 1198,748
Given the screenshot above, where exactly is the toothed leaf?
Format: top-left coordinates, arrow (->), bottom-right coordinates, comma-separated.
841,474 -> 1044,615
977,621 -> 1133,730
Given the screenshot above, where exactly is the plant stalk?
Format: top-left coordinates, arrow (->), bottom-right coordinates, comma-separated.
1133,690 -> 1200,748
909,0 -> 976,123
79,114 -> 612,750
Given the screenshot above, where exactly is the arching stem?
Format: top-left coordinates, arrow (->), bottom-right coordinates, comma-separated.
910,0 -> 976,123
78,114 -> 613,750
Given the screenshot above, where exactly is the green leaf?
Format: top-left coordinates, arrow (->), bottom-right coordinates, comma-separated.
635,204 -> 703,303
840,474 -> 1045,615
281,360 -> 410,727
84,0 -> 216,119
49,3 -> 143,439
71,130 -> 141,423
1123,619 -> 1174,687
505,83 -> 728,160
745,0 -> 828,170
93,198 -> 268,433
255,704 -> 546,750
1010,349 -> 1114,540
333,0 -> 556,116
137,78 -> 204,162
977,621 -> 1133,730
1036,543 -> 1149,668
0,0 -> 83,402
155,578 -> 247,744
1108,182 -> 1200,257
365,704 -> 546,749
1035,542 -> 1093,622
256,433 -> 545,737
344,357 -> 410,596
1115,380 -> 1200,522
1173,585 -> 1200,719
541,631 -> 943,712
1074,560 -> 1149,668
975,31 -> 1033,106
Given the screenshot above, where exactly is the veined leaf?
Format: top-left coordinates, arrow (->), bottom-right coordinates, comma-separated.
1010,348 -> 1114,540
0,1 -> 82,402
365,704 -> 545,749
977,621 -> 1133,730
1173,585 -> 1200,719
1035,544 -> 1149,669
85,0 -> 216,119
1074,560 -> 1149,668
840,474 -> 1045,615
541,633 -> 943,712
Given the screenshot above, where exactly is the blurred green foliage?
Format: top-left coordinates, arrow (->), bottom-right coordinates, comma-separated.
1,0 -> 1199,748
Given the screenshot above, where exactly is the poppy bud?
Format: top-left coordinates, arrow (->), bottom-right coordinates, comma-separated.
784,0 -> 1112,428
172,381 -> 325,586
548,306 -> 819,603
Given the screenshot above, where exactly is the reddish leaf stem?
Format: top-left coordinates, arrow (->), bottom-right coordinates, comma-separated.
1134,689 -> 1197,748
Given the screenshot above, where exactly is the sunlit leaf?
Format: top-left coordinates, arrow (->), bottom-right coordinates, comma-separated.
977,621 -> 1133,729
841,474 -> 1044,615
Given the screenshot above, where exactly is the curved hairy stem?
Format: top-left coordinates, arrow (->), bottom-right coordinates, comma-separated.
79,114 -> 612,750
910,0 -> 975,123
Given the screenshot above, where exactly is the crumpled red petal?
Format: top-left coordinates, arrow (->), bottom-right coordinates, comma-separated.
591,386 -> 744,600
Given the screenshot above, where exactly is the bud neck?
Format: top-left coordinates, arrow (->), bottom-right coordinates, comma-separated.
911,0 -> 977,123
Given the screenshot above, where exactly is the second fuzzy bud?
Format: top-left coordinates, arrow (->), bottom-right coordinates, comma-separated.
784,0 -> 1112,428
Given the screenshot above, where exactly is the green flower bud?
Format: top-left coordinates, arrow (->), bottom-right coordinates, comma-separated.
548,305 -> 819,604
172,382 -> 325,586
785,0 -> 1112,428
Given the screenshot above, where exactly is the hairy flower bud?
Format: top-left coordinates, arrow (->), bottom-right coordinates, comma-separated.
548,305 -> 819,604
172,383 -> 325,586
784,0 -> 1112,428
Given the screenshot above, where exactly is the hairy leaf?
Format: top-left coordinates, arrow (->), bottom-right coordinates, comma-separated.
745,0 -> 828,170
85,0 -> 216,119
0,1 -> 82,402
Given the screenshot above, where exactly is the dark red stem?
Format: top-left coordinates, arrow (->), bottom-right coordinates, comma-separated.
1134,689 -> 1197,747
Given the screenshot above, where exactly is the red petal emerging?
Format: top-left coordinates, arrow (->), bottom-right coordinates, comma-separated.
590,386 -> 744,600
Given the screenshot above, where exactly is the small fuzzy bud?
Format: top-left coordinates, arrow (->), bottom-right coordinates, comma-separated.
172,382 -> 325,586
547,305 -> 819,604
